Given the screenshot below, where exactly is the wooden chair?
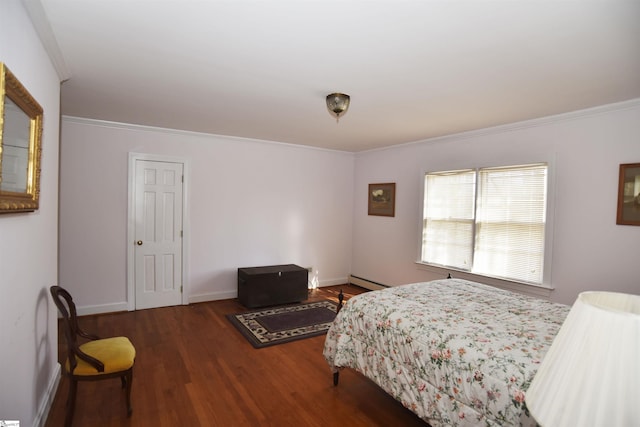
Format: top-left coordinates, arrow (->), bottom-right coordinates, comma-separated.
50,286 -> 136,426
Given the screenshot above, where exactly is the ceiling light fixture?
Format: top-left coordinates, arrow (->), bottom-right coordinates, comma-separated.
326,93 -> 350,122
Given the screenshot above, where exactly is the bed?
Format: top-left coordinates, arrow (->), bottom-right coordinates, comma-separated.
323,278 -> 570,426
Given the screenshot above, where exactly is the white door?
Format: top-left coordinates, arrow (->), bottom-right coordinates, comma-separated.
133,159 -> 184,310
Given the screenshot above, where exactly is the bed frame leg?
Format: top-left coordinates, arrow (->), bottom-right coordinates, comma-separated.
336,289 -> 344,313
333,369 -> 340,386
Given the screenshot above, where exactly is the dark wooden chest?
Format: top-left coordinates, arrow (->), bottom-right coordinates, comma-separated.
237,264 -> 308,308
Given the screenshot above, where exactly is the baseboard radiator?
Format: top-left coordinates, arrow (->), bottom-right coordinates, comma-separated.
348,275 -> 388,291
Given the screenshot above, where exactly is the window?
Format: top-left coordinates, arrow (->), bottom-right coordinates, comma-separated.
422,163 -> 547,284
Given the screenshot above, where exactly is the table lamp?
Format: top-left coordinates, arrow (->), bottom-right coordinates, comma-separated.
526,291 -> 640,426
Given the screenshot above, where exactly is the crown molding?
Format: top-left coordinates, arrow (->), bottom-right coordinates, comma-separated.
61,115 -> 355,155
22,0 -> 71,82
361,98 -> 640,154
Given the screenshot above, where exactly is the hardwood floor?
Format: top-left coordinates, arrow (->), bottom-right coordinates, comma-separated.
45,285 -> 428,426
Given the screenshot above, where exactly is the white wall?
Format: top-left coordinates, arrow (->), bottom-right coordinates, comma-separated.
59,119 -> 354,312
351,100 -> 640,305
0,1 -> 61,425
59,101 -> 640,311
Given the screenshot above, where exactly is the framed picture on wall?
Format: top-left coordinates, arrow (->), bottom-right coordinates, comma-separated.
616,162 -> 640,226
368,183 -> 396,217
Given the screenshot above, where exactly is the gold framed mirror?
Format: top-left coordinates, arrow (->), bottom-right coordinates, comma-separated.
0,62 -> 43,213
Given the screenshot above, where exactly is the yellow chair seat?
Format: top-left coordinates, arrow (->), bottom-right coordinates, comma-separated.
66,336 -> 136,376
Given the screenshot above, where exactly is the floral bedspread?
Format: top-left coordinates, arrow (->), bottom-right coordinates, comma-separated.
323,279 -> 569,426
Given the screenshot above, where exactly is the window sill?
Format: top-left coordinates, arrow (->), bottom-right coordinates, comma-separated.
415,262 -> 554,300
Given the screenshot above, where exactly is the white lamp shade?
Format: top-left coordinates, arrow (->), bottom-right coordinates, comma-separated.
526,291 -> 640,427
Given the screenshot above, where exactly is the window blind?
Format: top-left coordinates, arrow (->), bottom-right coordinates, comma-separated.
422,163 -> 548,284
422,170 -> 476,270
473,164 -> 547,283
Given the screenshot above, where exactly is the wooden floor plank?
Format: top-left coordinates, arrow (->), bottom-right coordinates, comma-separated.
45,285 -> 428,426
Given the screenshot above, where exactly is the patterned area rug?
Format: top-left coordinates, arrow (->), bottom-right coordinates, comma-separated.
226,300 -> 338,348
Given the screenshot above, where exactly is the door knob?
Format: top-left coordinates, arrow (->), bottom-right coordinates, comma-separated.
136,240 -> 143,246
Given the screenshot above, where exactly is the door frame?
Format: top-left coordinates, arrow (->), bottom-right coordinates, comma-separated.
127,152 -> 190,311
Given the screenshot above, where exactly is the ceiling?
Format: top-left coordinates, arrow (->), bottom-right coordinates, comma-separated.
31,0 -> 640,152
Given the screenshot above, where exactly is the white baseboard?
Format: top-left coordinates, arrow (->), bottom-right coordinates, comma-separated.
190,278 -> 349,304
348,275 -> 388,291
73,278 -> 353,311
75,301 -> 129,316
316,277 -> 349,287
189,289 -> 237,304
34,363 -> 61,427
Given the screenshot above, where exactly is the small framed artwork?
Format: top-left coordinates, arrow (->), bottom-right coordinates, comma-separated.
368,183 -> 396,217
616,163 -> 640,226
